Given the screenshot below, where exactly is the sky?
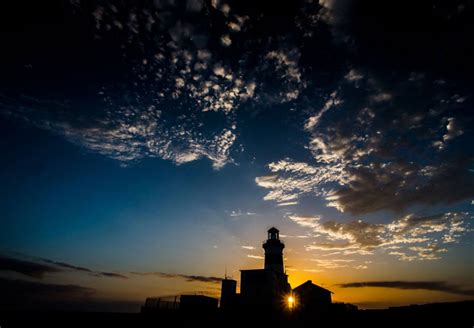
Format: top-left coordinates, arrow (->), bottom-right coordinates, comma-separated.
0,0 -> 473,311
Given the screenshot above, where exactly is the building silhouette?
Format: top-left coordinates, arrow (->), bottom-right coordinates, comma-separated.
293,280 -> 332,313
142,227 -> 337,314
220,227 -> 332,313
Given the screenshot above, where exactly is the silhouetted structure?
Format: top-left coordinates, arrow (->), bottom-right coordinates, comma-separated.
220,227 -> 291,311
180,295 -> 218,311
141,296 -> 179,313
143,228 -> 340,315
263,227 -> 285,273
240,268 -> 291,310
293,280 -> 332,313
141,294 -> 218,313
220,278 -> 237,309
217,227 -> 347,316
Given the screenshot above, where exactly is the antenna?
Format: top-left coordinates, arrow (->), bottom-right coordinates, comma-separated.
225,265 -> 228,279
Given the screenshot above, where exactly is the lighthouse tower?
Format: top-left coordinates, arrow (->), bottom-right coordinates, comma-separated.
262,227 -> 285,273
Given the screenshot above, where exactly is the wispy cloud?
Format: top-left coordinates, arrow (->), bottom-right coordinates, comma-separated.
94,272 -> 128,279
276,201 -> 299,207
310,258 -> 355,270
338,281 -> 474,296
1,254 -> 128,279
38,258 -> 93,273
256,69 -> 474,214
228,210 -> 258,218
130,272 -> 222,284
289,212 -> 472,261
0,255 -> 62,279
247,255 -> 264,260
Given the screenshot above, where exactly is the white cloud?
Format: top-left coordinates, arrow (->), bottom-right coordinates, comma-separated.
256,69 -> 474,214
443,117 -> 464,142
304,91 -> 342,130
276,201 -> 299,207
220,34 -> 232,47
345,69 -> 364,82
228,210 -> 257,218
289,212 -> 471,262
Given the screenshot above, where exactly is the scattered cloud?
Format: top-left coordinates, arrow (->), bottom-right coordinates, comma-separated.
338,281 -> 474,296
241,246 -> 256,250
228,210 -> 258,218
303,269 -> 324,273
262,48 -> 306,103
256,69 -> 474,214
310,258 -> 355,269
289,212 -> 472,261
0,0 -> 320,170
220,34 -> 232,47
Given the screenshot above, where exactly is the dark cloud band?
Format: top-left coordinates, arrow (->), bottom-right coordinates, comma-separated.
338,281 -> 474,296
130,271 -> 222,284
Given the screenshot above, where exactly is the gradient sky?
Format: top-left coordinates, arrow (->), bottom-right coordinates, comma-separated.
0,0 -> 473,311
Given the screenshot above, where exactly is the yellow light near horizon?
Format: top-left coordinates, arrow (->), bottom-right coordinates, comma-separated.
288,295 -> 295,309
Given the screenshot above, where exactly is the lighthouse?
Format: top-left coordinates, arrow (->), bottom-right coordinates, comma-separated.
262,227 -> 285,273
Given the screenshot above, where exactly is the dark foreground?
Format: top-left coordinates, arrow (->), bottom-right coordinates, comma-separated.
1,301 -> 473,328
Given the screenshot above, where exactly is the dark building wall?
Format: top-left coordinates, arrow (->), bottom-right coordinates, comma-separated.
240,269 -> 291,310
180,295 -> 218,311
220,279 -> 237,309
293,280 -> 332,313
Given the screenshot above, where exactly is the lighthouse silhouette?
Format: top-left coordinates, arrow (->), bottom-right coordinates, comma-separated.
219,227 -> 292,310
263,227 -> 285,273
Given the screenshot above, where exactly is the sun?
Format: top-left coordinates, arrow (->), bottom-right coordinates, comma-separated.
287,295 -> 295,309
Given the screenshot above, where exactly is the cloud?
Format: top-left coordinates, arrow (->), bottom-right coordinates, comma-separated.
37,256 -> 127,279
289,212 -> 471,261
228,210 -> 258,218
130,272 -> 222,284
276,201 -> 299,207
0,256 -> 61,279
247,255 -> 264,260
259,48 -> 306,103
338,281 -> 474,296
304,91 -> 342,130
94,272 -> 129,279
2,254 -> 128,279
1,0 -> 252,170
241,246 -> 256,250
256,69 -> 474,214
38,258 -> 93,273
310,258 -> 354,270
1,94 -> 238,169
1,0 -> 322,170
220,34 -> 232,47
